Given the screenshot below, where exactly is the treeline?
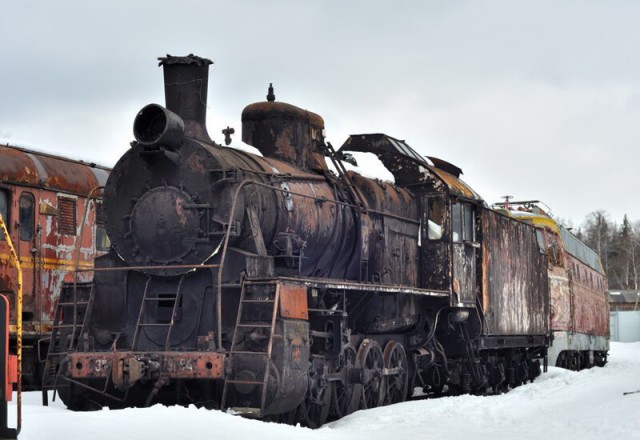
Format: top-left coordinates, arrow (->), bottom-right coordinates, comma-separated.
568,211 -> 639,290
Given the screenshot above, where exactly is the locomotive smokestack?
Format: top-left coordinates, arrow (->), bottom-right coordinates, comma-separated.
158,54 -> 213,142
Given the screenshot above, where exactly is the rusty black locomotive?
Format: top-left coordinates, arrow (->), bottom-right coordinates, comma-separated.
47,55 -> 553,426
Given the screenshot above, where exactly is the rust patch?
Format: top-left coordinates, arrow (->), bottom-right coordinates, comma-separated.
67,351 -> 225,383
279,283 -> 308,320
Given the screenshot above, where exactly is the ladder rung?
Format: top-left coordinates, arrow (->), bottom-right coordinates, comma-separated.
143,298 -> 168,302
230,407 -> 262,416
242,299 -> 275,303
230,351 -> 268,356
58,301 -> 90,306
138,323 -> 171,328
53,324 -> 79,329
225,379 -> 265,385
236,323 -> 272,328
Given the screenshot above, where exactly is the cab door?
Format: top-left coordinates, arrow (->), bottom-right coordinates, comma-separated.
451,201 -> 478,306
17,191 -> 36,315
421,195 -> 450,291
0,188 -> 11,295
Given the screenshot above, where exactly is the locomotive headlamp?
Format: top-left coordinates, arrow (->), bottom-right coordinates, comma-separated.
133,103 -> 185,149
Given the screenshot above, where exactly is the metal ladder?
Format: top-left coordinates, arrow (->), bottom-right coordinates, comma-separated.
131,275 -> 185,351
221,281 -> 280,416
41,283 -> 95,405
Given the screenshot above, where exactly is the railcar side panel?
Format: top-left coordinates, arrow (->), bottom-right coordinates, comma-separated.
570,259 -> 609,337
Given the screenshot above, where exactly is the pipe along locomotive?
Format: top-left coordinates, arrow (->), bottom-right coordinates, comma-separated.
46,55 -> 608,426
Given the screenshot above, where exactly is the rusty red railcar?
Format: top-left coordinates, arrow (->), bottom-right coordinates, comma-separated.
501,203 -> 609,369
0,144 -> 110,387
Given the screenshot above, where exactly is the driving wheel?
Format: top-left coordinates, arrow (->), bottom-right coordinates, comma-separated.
330,343 -> 361,418
382,341 -> 409,405
357,339 -> 384,409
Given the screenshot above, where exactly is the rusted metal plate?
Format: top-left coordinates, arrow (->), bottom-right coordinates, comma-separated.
481,208 -> 549,336
66,351 -> 224,380
427,165 -> 482,200
279,282 -> 308,320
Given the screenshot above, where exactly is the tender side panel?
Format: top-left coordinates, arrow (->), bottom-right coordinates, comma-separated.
481,209 -> 549,336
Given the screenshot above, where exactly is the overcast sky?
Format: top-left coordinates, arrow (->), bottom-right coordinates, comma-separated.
1,0 -> 639,226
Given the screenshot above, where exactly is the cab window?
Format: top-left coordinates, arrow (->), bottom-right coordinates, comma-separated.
19,193 -> 35,241
463,204 -> 474,242
452,203 -> 462,243
427,197 -> 444,240
452,202 -> 474,243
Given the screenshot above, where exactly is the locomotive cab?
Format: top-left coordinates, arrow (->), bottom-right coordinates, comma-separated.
338,135 -> 484,307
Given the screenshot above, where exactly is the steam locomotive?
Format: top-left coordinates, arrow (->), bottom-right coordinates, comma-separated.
47,55 -> 608,426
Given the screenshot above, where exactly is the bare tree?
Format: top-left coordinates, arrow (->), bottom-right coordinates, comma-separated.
582,210 -> 612,275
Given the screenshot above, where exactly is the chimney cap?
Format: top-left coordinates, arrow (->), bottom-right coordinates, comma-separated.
158,54 -> 213,67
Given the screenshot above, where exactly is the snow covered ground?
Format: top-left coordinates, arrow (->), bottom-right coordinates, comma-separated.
11,342 -> 640,440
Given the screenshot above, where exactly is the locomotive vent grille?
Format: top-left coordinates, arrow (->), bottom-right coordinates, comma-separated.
57,196 -> 77,236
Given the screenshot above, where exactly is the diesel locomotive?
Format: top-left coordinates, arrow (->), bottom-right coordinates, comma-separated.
0,145 -> 109,389
46,54 -> 608,426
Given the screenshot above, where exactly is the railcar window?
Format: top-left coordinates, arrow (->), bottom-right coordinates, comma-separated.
0,190 -> 7,241
427,198 -> 444,240
451,203 -> 462,243
19,193 -> 35,241
578,266 -> 582,282
535,229 -> 545,252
